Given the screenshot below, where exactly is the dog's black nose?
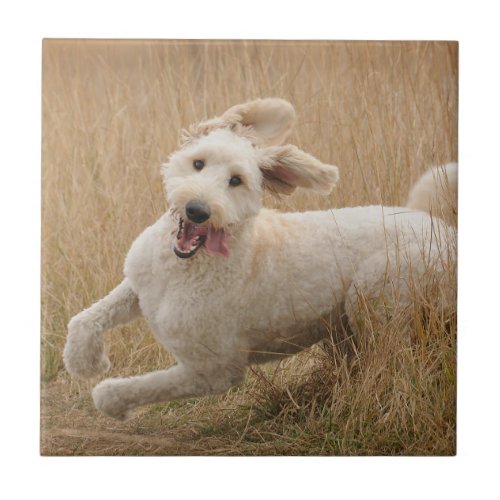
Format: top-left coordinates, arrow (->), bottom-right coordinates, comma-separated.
185,200 -> 211,223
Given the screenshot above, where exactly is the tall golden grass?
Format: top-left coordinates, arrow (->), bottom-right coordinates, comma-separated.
41,39 -> 457,455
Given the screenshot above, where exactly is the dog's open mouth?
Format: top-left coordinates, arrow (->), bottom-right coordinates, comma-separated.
174,217 -> 231,259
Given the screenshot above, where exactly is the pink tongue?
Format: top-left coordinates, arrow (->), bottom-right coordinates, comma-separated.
205,227 -> 231,257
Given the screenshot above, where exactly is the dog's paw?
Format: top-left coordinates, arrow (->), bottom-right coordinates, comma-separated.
92,378 -> 134,421
63,314 -> 111,379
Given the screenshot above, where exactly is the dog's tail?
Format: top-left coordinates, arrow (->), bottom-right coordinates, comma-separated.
406,162 -> 458,225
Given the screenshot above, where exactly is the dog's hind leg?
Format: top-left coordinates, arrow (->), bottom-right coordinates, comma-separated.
63,278 -> 142,379
92,363 -> 244,420
344,240 -> 453,341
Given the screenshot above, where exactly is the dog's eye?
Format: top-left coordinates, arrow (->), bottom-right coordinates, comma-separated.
193,160 -> 205,171
229,175 -> 242,187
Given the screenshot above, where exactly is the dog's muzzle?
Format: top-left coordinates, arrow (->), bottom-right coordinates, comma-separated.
172,207 -> 231,259
185,200 -> 211,224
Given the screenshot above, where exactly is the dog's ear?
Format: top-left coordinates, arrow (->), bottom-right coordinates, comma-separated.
186,98 -> 296,147
221,98 -> 296,146
259,145 -> 339,195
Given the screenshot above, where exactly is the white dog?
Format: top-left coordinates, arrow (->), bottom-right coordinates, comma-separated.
63,98 -> 457,420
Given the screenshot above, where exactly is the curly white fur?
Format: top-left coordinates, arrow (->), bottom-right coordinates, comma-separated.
63,98 -> 457,420
406,162 -> 458,225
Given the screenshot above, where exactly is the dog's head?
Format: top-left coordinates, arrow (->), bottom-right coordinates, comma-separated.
161,98 -> 339,259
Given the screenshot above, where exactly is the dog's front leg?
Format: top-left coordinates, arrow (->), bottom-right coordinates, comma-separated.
63,278 -> 142,379
92,363 -> 244,420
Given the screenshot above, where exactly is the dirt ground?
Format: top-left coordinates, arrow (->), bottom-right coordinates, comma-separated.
42,383 -> 181,455
40,364 -> 312,456
41,376 -> 233,456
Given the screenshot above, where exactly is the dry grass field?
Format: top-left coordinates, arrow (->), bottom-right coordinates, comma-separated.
41,39 -> 457,455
